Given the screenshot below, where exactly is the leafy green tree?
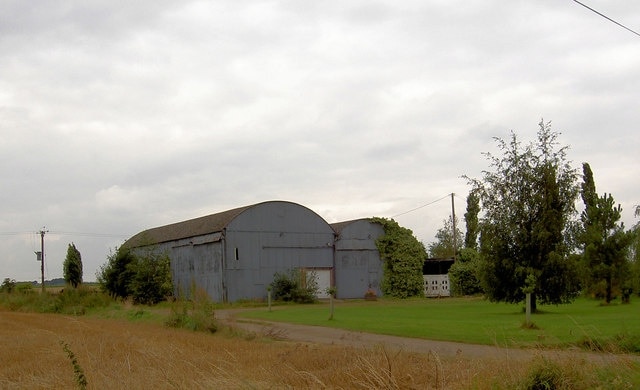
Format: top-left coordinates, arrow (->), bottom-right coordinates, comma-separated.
580,164 -> 634,303
464,190 -> 480,250
372,217 -> 426,298
97,246 -> 173,305
428,216 -> 463,259
97,246 -> 136,300
63,243 -> 83,288
128,252 -> 173,305
466,120 -> 580,311
448,248 -> 483,296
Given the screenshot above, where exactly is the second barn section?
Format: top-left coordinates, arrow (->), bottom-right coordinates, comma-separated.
124,200 -> 360,302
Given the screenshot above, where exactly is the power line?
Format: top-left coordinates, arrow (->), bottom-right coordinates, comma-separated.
0,230 -> 129,239
391,194 -> 451,218
573,0 -> 640,38
0,231 -> 34,236
54,231 -> 130,239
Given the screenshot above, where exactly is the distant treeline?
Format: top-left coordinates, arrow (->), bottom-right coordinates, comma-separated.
24,278 -> 67,287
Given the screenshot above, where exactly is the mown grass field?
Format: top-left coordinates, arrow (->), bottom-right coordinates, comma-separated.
239,297 -> 640,350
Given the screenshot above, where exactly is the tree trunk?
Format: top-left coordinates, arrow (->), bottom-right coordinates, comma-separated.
605,276 -> 613,304
530,293 -> 537,313
525,293 -> 532,326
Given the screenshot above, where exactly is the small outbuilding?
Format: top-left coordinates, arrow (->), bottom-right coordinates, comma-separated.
331,219 -> 385,299
423,258 -> 454,297
124,201 -> 335,302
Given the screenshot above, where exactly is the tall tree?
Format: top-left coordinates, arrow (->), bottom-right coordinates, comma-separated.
466,120 -> 580,311
581,162 -> 597,210
428,216 -> 463,258
630,207 -> 640,297
580,164 -> 634,303
464,190 -> 480,250
63,243 -> 83,288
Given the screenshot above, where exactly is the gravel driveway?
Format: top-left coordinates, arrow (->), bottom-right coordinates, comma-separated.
217,309 -> 553,360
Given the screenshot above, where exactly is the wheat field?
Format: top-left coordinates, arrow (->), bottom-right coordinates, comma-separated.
1,311 -> 637,389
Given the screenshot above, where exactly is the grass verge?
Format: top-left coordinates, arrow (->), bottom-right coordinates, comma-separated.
238,296 -> 640,352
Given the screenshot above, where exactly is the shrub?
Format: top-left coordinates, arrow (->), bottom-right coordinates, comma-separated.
165,288 -> 217,333
97,246 -> 173,305
448,249 -> 483,296
0,285 -> 111,314
270,269 -> 318,303
522,357 -> 566,390
0,278 -> 17,293
96,247 -> 136,300
127,253 -> 172,305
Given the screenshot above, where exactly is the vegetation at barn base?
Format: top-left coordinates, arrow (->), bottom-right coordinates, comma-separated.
96,246 -> 172,305
269,268 -> 318,303
371,217 -> 426,298
165,286 -> 217,333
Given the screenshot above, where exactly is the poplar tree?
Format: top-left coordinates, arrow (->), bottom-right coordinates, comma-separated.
63,243 -> 83,288
464,190 -> 480,250
580,163 -> 634,303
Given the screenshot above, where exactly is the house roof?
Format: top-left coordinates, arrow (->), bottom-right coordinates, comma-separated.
123,204 -> 252,249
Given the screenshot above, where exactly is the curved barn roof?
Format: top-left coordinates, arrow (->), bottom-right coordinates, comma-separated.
124,204 -> 249,248
123,200 -> 330,249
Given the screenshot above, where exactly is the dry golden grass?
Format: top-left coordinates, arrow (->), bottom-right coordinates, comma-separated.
0,311 -> 637,389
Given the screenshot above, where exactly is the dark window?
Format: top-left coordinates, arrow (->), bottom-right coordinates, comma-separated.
235,247 -> 239,261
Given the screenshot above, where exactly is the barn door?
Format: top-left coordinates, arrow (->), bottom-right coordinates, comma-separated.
301,268 -> 332,299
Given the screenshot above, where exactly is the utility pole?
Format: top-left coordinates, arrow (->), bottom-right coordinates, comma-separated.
451,193 -> 456,262
39,228 -> 48,293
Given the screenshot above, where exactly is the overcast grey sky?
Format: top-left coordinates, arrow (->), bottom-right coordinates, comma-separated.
1,1 -> 638,282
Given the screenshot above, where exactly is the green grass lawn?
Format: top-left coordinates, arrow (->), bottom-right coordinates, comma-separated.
238,297 -> 640,350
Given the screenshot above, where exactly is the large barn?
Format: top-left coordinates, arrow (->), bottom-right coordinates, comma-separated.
124,201 -> 336,302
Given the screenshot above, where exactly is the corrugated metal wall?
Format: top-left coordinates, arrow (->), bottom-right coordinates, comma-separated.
334,220 -> 385,299
223,202 -> 335,302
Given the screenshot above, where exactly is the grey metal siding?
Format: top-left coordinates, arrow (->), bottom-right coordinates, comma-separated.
334,220 -> 385,299
224,202 -> 335,302
130,233 -> 226,302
